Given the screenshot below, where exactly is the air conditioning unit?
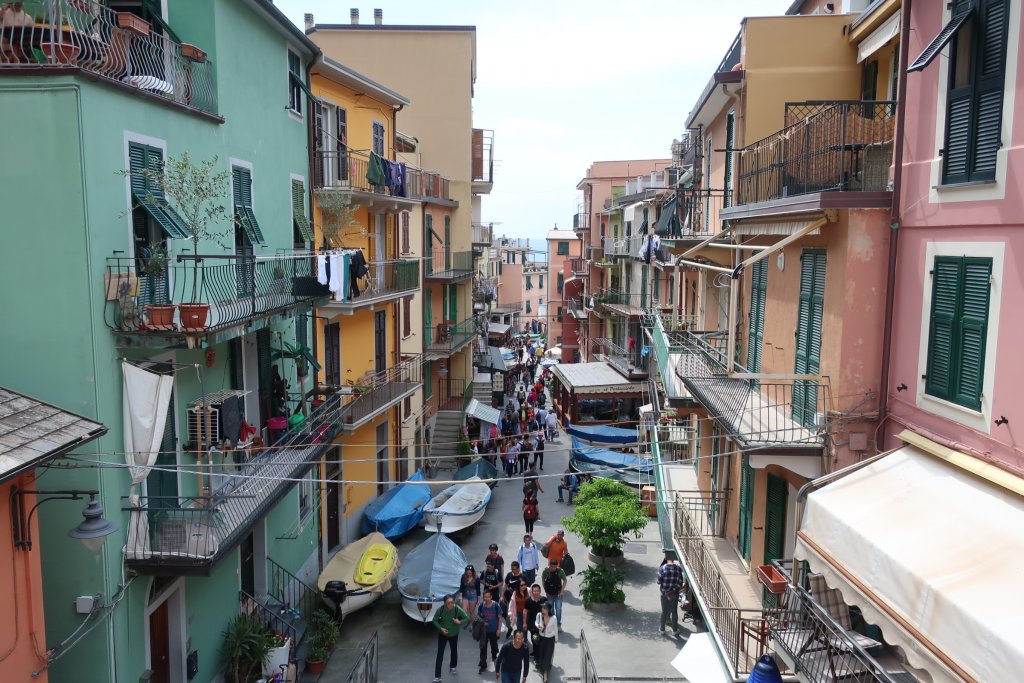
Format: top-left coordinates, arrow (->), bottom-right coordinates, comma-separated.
187,405 -> 220,447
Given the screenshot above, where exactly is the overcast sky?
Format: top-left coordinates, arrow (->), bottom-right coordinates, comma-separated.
276,1 -> 784,246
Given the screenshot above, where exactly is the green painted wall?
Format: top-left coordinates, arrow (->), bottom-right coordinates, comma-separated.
0,0 -> 319,680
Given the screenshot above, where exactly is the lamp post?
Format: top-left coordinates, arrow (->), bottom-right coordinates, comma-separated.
11,489 -> 119,551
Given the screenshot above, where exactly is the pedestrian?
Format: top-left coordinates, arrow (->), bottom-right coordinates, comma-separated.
522,491 -> 539,534
524,584 -> 548,653
545,410 -> 558,440
504,441 -> 518,478
541,557 -> 567,632
517,534 -> 541,586
432,594 -> 469,682
657,554 -> 684,635
517,438 -> 529,474
495,629 -> 531,683
481,558 -> 504,602
534,603 -> 558,682
534,433 -> 546,470
459,565 -> 480,622
508,582 -> 529,633
477,591 -> 502,673
557,469 -> 579,504
486,543 -> 505,578
543,529 -> 568,568
524,463 -> 545,496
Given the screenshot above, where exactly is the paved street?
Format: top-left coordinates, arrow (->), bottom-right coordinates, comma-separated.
317,430 -> 697,682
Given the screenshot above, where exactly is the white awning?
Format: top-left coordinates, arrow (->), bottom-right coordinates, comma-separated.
733,216 -> 824,236
487,322 -> 511,336
465,399 -> 501,425
670,632 -> 730,683
623,202 -> 643,222
858,10 -> 901,63
795,438 -> 1024,683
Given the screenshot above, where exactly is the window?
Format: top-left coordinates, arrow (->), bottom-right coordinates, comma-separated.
128,143 -> 189,238
557,306 -> 563,322
232,166 -> 264,244
401,212 -> 410,254
746,260 -> 768,384
287,50 -> 302,115
557,242 -> 569,255
291,179 -> 312,247
404,396 -> 412,420
372,121 -> 385,156
324,323 -> 340,385
556,336 -> 562,345
557,273 -> 564,294
793,249 -> 826,428
538,275 -> 543,289
424,362 -> 433,399
724,112 -> 735,208
403,298 -> 411,338
525,300 -> 532,314
526,276 -> 532,290
925,256 -> 992,410
909,0 -> 1009,184
538,297 -> 543,305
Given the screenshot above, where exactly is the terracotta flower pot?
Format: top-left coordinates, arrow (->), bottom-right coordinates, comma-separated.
306,659 -> 326,675
40,41 -> 80,65
178,303 -> 209,330
179,43 -> 206,62
146,304 -> 176,329
116,12 -> 150,37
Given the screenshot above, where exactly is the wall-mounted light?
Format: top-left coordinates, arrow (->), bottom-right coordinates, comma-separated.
11,489 -> 119,552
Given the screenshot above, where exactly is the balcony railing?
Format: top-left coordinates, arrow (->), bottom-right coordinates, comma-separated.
408,168 -> 451,202
0,0 -> 217,116
595,337 -> 648,379
425,316 -> 479,356
472,222 -> 493,246
492,300 -> 522,314
767,562 -> 910,683
570,257 -> 589,277
425,249 -> 474,280
602,235 -> 644,259
593,289 -> 671,314
105,253 -> 324,339
735,100 -> 896,205
472,128 -> 494,185
567,298 -> 588,320
322,258 -> 419,309
330,355 -> 422,431
664,188 -> 728,240
494,236 -> 529,250
314,142 -> 450,202
573,211 -> 590,232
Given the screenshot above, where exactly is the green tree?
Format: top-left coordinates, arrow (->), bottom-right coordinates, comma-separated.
562,478 -> 648,561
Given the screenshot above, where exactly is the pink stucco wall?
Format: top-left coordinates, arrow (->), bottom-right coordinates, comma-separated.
883,1 -> 1024,476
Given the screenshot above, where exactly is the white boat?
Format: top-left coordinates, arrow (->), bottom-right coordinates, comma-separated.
421,476 -> 492,534
317,532 -> 399,620
398,533 -> 467,623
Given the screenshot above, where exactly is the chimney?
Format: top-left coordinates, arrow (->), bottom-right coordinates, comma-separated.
350,8 -> 359,24
374,8 -> 382,25
303,13 -> 314,30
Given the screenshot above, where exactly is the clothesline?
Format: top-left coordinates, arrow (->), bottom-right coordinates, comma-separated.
316,249 -> 370,302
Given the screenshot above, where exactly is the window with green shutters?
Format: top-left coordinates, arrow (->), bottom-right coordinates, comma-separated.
232,166 -> 264,244
291,179 -> 312,244
737,456 -> 754,561
526,276 -> 532,290
557,273 -> 564,294
128,143 -> 190,239
723,112 -> 735,208
793,249 -> 826,428
538,275 -> 543,289
940,0 -> 1009,184
448,283 -> 458,321
746,259 -> 768,384
424,362 -> 433,399
762,473 -> 788,607
557,242 -> 569,255
925,256 -> 992,410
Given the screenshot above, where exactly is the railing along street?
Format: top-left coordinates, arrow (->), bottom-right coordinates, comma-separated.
344,631 -> 380,683
0,0 -> 218,115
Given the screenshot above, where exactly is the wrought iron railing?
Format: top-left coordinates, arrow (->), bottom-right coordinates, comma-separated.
424,249 -> 474,279
492,300 -> 522,314
266,556 -> 319,641
407,168 -> 451,201
239,590 -> 303,653
735,100 -> 896,205
105,253 -> 322,335
593,289 -> 671,312
602,235 -> 644,258
472,222 -> 493,245
595,337 -> 648,377
670,188 -> 728,239
323,258 -> 419,306
425,316 -> 478,354
579,629 -> 601,683
570,257 -> 589,276
332,355 -> 422,429
573,211 -> 590,232
344,631 -> 380,683
314,141 -> 450,201
0,0 -> 217,115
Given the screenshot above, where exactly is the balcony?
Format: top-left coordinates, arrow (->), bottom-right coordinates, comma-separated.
320,258 -> 419,315
492,300 -> 522,315
123,397 -> 344,574
724,100 -> 895,219
471,128 -> 494,194
767,562 -> 917,683
594,337 -> 648,380
594,289 -> 671,318
569,257 -> 589,277
408,168 -> 453,204
661,188 -> 728,242
494,236 -> 529,250
313,148 -> 422,212
567,297 -> 589,321
602,234 -> 644,259
472,222 -> 493,247
424,249 -> 474,281
573,211 -> 590,233
424,316 -> 479,359
105,253 -> 324,347
658,322 -> 829,454
0,0 -> 218,117
329,355 -> 422,431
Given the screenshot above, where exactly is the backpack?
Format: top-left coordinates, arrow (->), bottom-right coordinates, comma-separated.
523,498 -> 538,520
560,552 -> 576,576
542,568 -> 563,595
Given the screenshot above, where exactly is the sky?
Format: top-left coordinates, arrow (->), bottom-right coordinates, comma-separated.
275,1 -> 785,246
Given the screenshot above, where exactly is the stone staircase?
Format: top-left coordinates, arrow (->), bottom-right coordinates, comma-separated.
471,372 -> 492,403
429,409 -> 464,467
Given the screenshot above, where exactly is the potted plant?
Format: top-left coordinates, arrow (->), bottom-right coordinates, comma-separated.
116,12 -> 150,36
179,43 -> 207,63
219,614 -> 272,683
308,609 -> 341,655
305,640 -> 328,675
272,340 -> 320,417
562,478 -> 648,567
139,243 -> 174,328
314,188 -> 358,249
578,565 -> 626,609
264,632 -> 290,677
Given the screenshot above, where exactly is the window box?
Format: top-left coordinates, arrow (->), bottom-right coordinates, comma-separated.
756,565 -> 788,595
180,43 -> 206,63
116,12 -> 150,37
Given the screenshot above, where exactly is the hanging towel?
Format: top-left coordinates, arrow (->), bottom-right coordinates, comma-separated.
341,252 -> 352,301
328,254 -> 342,295
317,255 -> 329,286
367,152 -> 387,186
397,162 -> 407,197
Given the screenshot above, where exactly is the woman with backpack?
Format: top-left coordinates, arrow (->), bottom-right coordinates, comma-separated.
522,491 -> 539,534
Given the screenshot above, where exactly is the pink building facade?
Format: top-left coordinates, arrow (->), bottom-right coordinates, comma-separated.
545,229 -> 581,353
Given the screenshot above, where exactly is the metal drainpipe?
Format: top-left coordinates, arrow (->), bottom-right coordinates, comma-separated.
876,0 -> 911,449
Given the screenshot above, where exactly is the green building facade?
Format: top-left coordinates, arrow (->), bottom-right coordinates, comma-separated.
0,1 -> 329,681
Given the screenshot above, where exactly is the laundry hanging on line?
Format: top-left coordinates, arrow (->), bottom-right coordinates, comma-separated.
316,248 -> 368,302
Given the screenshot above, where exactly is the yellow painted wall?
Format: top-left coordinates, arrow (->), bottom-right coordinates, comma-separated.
310,73 -> 394,165
336,418 -> 389,519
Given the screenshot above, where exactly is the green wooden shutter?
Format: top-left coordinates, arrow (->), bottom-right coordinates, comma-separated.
746,259 -> 767,380
424,362 -> 433,399
424,288 -> 433,344
763,474 -> 787,563
971,0 -> 1008,179
538,275 -> 543,289
709,425 -> 722,530
557,273 -> 564,294
291,180 -> 313,241
640,266 -> 648,308
955,259 -> 992,408
129,144 -> 148,196
925,258 -> 960,400
128,144 -> 189,239
738,456 -> 754,560
233,167 -> 264,245
723,112 -> 735,208
449,283 -> 458,321
794,249 -> 825,427
444,216 -> 451,270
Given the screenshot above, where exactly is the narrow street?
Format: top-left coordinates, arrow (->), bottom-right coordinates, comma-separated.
317,428 -> 695,682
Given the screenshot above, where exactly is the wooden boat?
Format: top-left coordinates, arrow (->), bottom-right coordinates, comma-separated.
398,533 -> 467,623
421,476 -> 492,534
318,532 -> 400,619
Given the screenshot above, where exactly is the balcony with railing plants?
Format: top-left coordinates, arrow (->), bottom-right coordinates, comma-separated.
314,135 -> 450,204
0,0 -> 217,116
424,248 -> 474,281
424,316 -> 479,359
105,253 -> 324,346
321,258 -> 419,312
727,100 -> 896,213
327,355 -> 422,431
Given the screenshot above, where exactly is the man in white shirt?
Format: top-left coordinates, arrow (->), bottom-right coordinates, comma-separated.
517,534 -> 541,586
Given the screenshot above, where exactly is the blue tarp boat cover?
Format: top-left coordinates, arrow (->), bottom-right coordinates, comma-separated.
571,437 -> 653,472
361,470 -> 431,538
566,423 -> 640,446
398,533 -> 467,602
454,458 -> 499,485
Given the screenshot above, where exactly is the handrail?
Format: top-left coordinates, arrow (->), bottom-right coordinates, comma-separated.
266,556 -> 319,642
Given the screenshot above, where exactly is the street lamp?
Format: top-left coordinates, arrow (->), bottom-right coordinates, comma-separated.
11,489 -> 119,552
